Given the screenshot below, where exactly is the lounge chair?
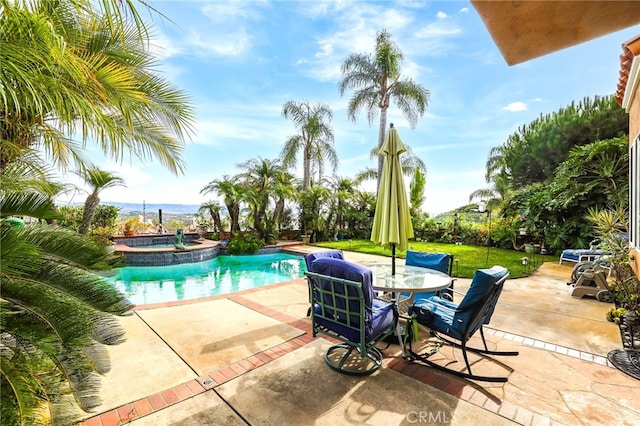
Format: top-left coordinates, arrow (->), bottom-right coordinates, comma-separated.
406,266 -> 518,382
559,241 -> 607,265
305,257 -> 396,375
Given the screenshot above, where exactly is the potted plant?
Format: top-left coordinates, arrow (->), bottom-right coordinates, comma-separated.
588,207 -> 640,349
123,217 -> 141,236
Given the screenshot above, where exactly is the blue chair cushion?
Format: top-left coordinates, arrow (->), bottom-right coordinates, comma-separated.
561,249 -> 606,261
304,249 -> 344,271
406,251 -> 451,273
410,266 -> 508,340
410,297 -> 463,340
402,251 -> 453,309
310,257 -> 394,343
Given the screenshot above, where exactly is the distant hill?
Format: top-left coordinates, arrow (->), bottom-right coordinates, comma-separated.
103,202 -> 201,215
61,201 -> 201,215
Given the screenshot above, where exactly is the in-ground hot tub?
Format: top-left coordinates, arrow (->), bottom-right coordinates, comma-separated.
113,233 -> 220,266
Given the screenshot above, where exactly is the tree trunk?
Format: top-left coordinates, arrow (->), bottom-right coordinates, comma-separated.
79,193 -> 99,234
377,109 -> 388,193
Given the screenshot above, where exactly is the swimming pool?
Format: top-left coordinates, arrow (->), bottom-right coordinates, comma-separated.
105,253 -> 306,305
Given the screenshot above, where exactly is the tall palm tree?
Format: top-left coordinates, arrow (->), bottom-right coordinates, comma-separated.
77,167 -> 125,234
201,175 -> 244,232
281,100 -> 338,190
355,143 -> 427,184
339,29 -> 430,189
1,0 -> 194,174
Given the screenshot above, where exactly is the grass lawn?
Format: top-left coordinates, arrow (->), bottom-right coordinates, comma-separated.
310,239 -> 559,279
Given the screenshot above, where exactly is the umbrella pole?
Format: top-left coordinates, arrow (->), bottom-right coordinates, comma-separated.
391,243 -> 396,276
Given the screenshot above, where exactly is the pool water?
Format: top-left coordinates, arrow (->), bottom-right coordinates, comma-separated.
105,253 -> 306,305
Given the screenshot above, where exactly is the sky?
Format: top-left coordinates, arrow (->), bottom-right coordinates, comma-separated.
57,0 -> 640,216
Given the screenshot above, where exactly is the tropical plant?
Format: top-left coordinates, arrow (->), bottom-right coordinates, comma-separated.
409,166 -> 426,217
199,201 -> 225,233
226,232 -> 265,255
298,182 -> 330,241
272,170 -> 298,232
0,0 -> 194,175
237,157 -> 283,233
501,137 -> 629,251
588,207 -> 639,317
281,100 -> 337,190
201,175 -> 244,233
485,95 -> 628,191
76,167 -> 125,234
1,1 -> 195,423
339,29 -> 429,188
1,189 -> 133,425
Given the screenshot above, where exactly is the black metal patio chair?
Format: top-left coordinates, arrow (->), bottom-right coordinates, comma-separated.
305,257 -> 396,376
406,266 -> 519,382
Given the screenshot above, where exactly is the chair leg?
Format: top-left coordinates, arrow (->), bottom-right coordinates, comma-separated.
434,328 -> 519,357
406,329 -> 516,383
324,343 -> 384,376
407,346 -> 509,383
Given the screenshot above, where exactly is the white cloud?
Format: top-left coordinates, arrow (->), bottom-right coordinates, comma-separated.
459,7 -> 469,14
437,11 -> 448,19
502,101 -> 528,112
188,27 -> 252,57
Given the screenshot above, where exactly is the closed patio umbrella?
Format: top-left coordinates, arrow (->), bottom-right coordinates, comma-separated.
370,123 -> 414,275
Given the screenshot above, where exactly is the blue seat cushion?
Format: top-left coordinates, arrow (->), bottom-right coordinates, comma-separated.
561,249 -> 605,261
304,249 -> 344,271
410,297 -> 464,340
315,299 -> 394,343
406,251 -> 451,273
310,257 -> 394,343
410,266 -> 508,339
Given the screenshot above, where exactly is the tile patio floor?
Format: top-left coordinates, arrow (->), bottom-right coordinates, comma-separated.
79,246 -> 639,426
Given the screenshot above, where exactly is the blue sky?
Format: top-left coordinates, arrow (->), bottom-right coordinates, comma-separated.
59,0 -> 639,215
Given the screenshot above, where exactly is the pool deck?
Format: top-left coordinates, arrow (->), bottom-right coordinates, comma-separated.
80,244 -> 639,426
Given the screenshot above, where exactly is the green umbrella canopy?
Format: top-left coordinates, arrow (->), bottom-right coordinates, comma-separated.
370,123 -> 414,265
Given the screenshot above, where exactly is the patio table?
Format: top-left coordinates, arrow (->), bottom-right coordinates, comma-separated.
364,262 -> 452,354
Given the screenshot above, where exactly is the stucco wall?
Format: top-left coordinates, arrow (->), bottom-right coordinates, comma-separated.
630,83 -> 640,277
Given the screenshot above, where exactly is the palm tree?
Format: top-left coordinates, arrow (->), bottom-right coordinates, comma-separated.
272,170 -> 297,232
77,167 -> 125,234
339,29 -> 430,189
355,143 -> 426,185
237,157 -> 283,232
1,165 -> 133,425
1,0 -> 194,174
199,201 -> 225,233
281,100 -> 338,190
325,175 -> 357,235
298,181 -> 330,241
1,2 -> 193,423
409,167 -> 426,217
201,175 -> 244,233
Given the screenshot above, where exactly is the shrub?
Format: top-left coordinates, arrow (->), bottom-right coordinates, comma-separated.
227,232 -> 265,254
